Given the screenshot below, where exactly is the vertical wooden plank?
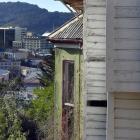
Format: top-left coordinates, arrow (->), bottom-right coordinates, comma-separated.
106,0 -> 114,92
83,0 -> 88,139
106,0 -> 115,139
107,93 -> 114,140
79,53 -> 84,140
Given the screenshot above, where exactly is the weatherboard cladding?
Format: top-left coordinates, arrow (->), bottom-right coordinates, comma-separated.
49,15 -> 83,40
83,0 -> 107,139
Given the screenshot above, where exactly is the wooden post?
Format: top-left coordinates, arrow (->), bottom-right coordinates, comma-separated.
106,92 -> 114,140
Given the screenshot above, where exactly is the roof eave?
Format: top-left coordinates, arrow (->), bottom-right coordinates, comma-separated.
48,38 -> 83,45
57,0 -> 83,12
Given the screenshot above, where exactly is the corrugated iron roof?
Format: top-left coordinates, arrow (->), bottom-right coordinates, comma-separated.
48,15 -> 83,41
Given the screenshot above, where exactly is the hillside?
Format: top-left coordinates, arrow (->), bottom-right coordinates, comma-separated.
0,2 -> 73,34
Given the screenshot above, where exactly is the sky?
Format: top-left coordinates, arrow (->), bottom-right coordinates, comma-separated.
0,0 -> 70,12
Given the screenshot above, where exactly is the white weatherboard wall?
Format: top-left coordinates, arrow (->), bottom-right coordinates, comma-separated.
107,0 -> 140,140
83,0 -> 107,139
107,0 -> 140,92
114,93 -> 140,140
108,93 -> 140,140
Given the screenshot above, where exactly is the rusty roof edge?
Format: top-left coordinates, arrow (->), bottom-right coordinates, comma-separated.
48,38 -> 83,44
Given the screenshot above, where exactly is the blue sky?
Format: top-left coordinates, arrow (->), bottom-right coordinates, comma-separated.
0,0 -> 70,12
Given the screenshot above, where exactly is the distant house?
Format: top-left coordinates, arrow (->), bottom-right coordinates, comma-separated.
0,50 -> 29,60
0,60 -> 21,77
0,69 -> 10,82
23,67 -> 41,94
48,15 -> 83,140
23,34 -> 53,51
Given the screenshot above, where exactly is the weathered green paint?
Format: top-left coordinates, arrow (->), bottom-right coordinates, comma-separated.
54,47 -> 84,140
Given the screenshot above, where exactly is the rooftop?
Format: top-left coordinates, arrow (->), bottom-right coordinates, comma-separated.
0,59 -> 21,62
42,32 -> 51,37
48,14 -> 83,44
0,69 -> 10,75
0,27 -> 14,30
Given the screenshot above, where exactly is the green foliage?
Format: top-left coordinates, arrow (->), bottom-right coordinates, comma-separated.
26,84 -> 54,122
24,84 -> 54,139
26,50 -> 55,139
0,2 -> 73,34
38,50 -> 55,86
0,77 -> 23,93
0,78 -> 26,139
0,52 -> 55,139
0,97 -> 26,140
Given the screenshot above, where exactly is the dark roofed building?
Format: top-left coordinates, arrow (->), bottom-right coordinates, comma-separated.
0,27 -> 15,48
48,15 -> 83,140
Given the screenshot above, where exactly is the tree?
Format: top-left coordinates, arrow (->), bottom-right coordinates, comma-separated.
38,49 -> 55,86
0,94 -> 26,139
0,78 -> 26,140
23,84 -> 54,140
24,49 -> 55,139
26,85 -> 54,122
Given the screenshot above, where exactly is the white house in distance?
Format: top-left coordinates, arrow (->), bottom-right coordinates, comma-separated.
0,50 -> 29,60
58,0 -> 140,140
0,69 -> 10,82
0,60 -> 21,77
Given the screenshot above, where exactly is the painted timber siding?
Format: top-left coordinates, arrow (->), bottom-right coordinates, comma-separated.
107,0 -> 140,92
84,0 -> 106,100
55,47 -> 83,140
114,93 -> 140,140
106,0 -> 140,140
83,0 -> 107,139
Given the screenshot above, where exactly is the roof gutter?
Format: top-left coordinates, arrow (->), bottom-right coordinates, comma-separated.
48,38 -> 83,45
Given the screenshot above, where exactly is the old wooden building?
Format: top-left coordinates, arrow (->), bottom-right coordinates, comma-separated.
48,15 -> 83,140
57,0 -> 107,140
107,1 -> 140,140
56,0 -> 140,140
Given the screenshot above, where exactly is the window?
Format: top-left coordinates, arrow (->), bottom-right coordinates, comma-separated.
63,60 -> 74,105
62,60 -> 74,140
87,100 -> 107,107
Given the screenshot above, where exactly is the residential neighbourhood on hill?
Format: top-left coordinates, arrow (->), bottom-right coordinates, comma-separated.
1,0 -> 140,140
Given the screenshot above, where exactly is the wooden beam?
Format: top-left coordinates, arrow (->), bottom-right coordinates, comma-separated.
63,0 -> 83,10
